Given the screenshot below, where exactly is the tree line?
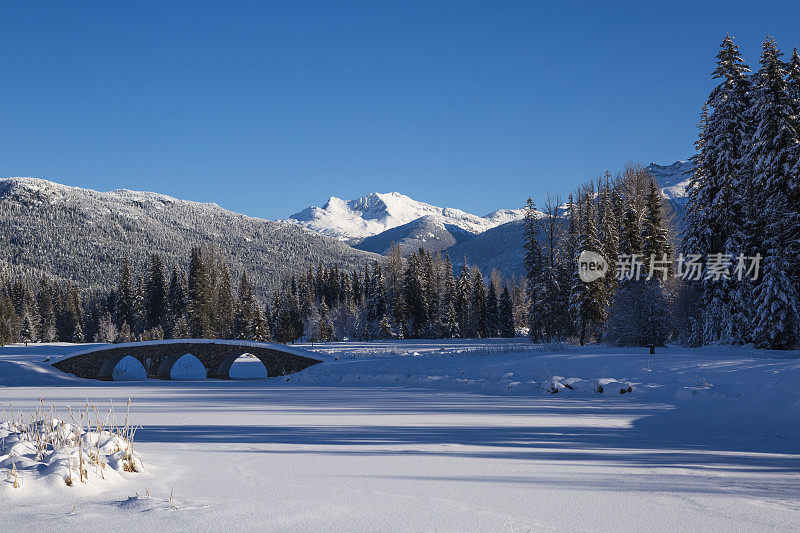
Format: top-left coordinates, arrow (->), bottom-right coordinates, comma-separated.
0,245 -> 525,346
523,164 -> 675,347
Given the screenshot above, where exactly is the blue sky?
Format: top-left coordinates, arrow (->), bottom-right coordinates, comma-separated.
1,1 -> 798,219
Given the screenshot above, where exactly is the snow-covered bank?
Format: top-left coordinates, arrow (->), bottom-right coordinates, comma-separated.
0,341 -> 798,531
0,401 -> 144,495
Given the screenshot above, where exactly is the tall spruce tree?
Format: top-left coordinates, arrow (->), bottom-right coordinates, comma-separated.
701,35 -> 752,344
569,194 -> 607,345
115,259 -> 135,329
215,265 -> 235,339
145,254 -> 166,331
187,247 -> 212,338
523,197 -> 544,341
641,178 -> 672,279
498,286 -> 515,337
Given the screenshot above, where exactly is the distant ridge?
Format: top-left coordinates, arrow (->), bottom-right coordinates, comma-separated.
0,177 -> 379,299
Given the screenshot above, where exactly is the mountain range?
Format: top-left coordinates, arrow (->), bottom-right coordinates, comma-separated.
0,160 -> 692,294
282,191 -> 526,243
283,160 -> 694,275
0,177 -> 379,300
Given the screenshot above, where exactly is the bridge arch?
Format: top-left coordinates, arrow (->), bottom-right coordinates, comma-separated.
53,340 -> 322,381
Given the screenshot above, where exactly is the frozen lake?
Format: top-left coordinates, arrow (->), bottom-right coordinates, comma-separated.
1,340 -> 798,531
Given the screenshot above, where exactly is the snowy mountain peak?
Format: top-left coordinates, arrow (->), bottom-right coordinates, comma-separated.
646,159 -> 694,201
283,191 -> 521,242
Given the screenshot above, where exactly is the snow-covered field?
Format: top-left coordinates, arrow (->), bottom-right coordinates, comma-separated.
1,340 -> 798,531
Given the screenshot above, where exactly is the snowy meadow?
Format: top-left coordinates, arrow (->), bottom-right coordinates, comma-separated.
1,340 -> 798,531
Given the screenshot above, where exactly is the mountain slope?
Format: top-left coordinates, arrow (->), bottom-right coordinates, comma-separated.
0,177 -> 379,299
447,160 -> 693,278
283,192 -> 525,242
445,219 -> 527,278
647,159 -> 694,206
354,215 -> 475,255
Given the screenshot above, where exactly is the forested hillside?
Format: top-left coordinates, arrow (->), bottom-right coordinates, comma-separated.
0,178 -> 379,300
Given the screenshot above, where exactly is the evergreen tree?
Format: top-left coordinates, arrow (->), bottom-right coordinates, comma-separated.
695,35 -> 752,344
619,200 -> 642,257
404,250 -> 430,338
523,197 -> 544,340
187,247 -> 212,338
641,178 -> 672,279
115,259 -> 135,329
598,177 -> 620,295
752,248 -> 799,349
234,271 -> 255,339
133,277 -> 147,337
569,195 -> 608,345
36,277 -> 56,342
484,281 -> 499,338
72,320 -> 84,343
498,286 -> 515,337
145,254 -> 166,330
251,306 -> 271,342
746,37 -> 800,288
20,312 -> 36,345
215,265 -> 235,339
165,267 -> 187,337
470,268 -> 486,337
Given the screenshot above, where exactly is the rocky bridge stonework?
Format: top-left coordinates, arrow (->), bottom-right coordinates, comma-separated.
53,340 -> 323,380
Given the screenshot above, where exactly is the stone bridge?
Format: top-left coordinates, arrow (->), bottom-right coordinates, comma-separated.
52,340 -> 323,380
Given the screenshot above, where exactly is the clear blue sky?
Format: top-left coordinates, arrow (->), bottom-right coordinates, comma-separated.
1,1 -> 798,219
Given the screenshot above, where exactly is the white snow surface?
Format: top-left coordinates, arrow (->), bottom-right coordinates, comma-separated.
282,191 -> 528,242
112,356 -> 147,381
1,340 -> 798,531
169,354 -> 206,380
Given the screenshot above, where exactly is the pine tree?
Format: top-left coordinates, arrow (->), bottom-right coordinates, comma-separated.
165,267 -> 187,337
746,37 -> 800,289
569,195 -> 607,345
115,259 -> 135,329
523,197 -> 544,340
146,254 -> 166,330
598,177 -> 620,291
234,271 -> 255,339
251,306 -> 271,342
187,247 -> 212,338
484,281 -> 499,337
215,265 -> 235,339
470,268 -> 486,337
404,250 -> 430,338
498,286 -> 515,337
36,277 -> 56,342
641,178 -> 672,279
439,254 -> 458,338
20,312 -> 36,345
133,277 -> 147,337
619,200 -> 642,257
692,35 -> 752,345
752,250 -> 799,349
72,320 -> 84,343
